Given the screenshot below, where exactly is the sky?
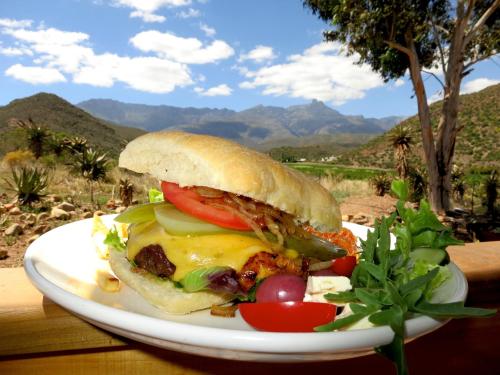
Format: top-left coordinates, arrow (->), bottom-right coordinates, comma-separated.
0,0 -> 499,118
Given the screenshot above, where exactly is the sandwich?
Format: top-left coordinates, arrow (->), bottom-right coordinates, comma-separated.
110,130 -> 346,314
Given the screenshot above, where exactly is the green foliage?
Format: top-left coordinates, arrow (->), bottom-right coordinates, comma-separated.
0,93 -> 145,158
316,179 -> 496,375
73,148 -> 110,182
288,163 -> 390,180
10,118 -> 50,159
370,173 -> 392,196
72,147 -> 110,204
4,166 -> 49,206
483,170 -> 498,216
119,178 -> 134,207
407,165 -> 428,203
304,1 -> 498,82
337,85 -> 500,171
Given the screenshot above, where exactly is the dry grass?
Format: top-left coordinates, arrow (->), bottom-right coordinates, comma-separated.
317,173 -> 372,203
0,164 -> 159,206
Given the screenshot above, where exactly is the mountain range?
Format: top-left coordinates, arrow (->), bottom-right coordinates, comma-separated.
77,98 -> 404,147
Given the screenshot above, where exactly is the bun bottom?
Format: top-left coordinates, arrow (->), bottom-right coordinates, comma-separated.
109,248 -> 234,314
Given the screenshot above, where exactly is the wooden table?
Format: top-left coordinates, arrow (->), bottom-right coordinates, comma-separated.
1,242 -> 499,375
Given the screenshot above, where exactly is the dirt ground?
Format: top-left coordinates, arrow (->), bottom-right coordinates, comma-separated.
0,195 -> 398,269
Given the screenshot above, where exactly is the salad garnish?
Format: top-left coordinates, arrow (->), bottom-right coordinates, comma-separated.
316,180 -> 496,375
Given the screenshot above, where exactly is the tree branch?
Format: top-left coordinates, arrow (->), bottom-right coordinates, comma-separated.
422,70 -> 446,89
430,18 -> 448,78
384,40 -> 413,57
464,0 -> 500,46
464,51 -> 500,69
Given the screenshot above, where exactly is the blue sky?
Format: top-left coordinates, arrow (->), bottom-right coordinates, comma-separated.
0,0 -> 498,118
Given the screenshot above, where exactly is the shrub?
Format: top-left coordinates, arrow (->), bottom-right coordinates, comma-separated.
4,166 -> 49,206
370,173 -> 392,196
119,178 -> 134,207
2,150 -> 35,168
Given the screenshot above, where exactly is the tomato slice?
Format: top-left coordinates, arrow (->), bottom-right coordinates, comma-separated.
161,181 -> 252,231
239,302 -> 336,332
331,255 -> 357,277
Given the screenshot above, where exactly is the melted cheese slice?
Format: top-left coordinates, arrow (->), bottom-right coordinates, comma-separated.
127,221 -> 271,281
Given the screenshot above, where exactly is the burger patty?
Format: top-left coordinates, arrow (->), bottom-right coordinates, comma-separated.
133,245 -> 306,294
134,244 -> 176,278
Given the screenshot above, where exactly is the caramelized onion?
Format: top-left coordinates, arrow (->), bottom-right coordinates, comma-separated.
195,186 -> 224,198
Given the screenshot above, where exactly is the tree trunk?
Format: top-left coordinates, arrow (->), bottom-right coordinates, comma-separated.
435,10 -> 467,212
405,35 -> 443,212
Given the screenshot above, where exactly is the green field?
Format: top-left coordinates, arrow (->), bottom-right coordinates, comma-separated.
286,162 -> 394,180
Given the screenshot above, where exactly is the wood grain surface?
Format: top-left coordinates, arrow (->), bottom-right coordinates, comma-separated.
1,242 -> 499,374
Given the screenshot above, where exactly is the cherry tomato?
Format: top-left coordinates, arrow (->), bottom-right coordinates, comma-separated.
255,274 -> 306,303
331,255 -> 357,277
239,302 -> 336,332
161,181 -> 252,231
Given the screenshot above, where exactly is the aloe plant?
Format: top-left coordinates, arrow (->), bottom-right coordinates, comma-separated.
4,166 -> 49,206
73,148 -> 110,204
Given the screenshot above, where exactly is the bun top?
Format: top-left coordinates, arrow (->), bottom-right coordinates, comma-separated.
119,131 -> 341,231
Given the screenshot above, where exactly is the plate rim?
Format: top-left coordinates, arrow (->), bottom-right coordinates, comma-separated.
23,217 -> 468,355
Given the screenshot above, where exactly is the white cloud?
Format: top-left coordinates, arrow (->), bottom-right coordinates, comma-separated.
1,20 -> 193,93
130,10 -> 165,23
5,64 -> 66,84
239,45 -> 276,63
130,30 -> 233,64
112,0 -> 191,23
0,46 -> 33,56
177,8 -> 201,18
394,78 -> 405,87
200,23 -> 215,37
0,18 -> 33,29
239,42 -> 384,105
194,83 -> 232,96
462,78 -> 499,94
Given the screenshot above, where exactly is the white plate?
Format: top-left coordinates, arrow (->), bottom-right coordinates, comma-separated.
24,217 -> 467,362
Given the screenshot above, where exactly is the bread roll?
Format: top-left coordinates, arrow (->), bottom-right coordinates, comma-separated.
119,131 -> 341,231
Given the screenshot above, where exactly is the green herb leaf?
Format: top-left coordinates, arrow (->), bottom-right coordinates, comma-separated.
323,290 -> 358,303
148,188 -> 164,203
103,227 -> 126,251
414,301 -> 497,318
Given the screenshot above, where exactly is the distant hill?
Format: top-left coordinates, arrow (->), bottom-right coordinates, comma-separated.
336,84 -> 500,169
0,93 -> 146,156
78,98 -> 404,147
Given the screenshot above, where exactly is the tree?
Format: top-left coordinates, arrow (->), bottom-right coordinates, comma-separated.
389,125 -> 413,179
73,148 -> 110,204
303,0 -> 499,213
10,118 -> 49,159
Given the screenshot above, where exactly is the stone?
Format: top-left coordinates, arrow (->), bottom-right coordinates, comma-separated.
37,212 -> 50,223
0,250 -> 8,260
81,212 -> 93,219
28,234 -> 40,244
93,210 -> 106,216
352,214 -> 368,225
56,202 -> 75,212
342,214 -> 353,222
50,207 -> 70,220
4,203 -> 15,210
4,223 -> 23,236
115,206 -> 127,213
9,207 -> 22,215
106,199 -> 117,209
33,225 -> 49,235
23,214 -> 37,227
47,194 -> 62,203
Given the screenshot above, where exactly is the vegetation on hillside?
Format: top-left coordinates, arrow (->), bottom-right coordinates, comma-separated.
337,84 -> 500,170
0,92 -> 145,157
